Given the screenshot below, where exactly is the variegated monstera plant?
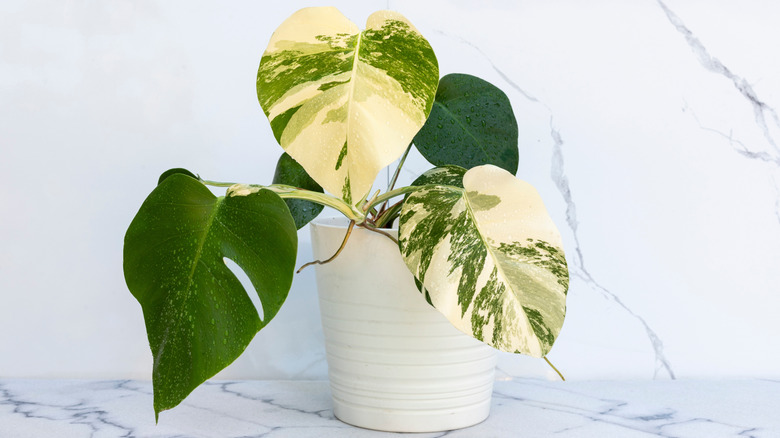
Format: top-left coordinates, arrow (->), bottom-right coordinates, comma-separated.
124,7 -> 569,420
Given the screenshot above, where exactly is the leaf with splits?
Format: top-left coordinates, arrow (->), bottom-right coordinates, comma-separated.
257,7 -> 439,204
123,173 -> 297,419
399,165 -> 569,357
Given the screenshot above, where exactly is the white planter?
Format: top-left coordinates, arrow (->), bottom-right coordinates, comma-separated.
310,217 -> 498,433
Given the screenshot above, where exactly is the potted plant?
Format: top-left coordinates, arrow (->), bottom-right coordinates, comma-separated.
123,6 -> 569,432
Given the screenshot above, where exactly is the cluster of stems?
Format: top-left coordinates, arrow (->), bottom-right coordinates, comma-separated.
199,148 -> 566,381
201,144 -> 416,232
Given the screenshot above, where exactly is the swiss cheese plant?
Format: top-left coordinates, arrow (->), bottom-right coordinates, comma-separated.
123,7 -> 569,420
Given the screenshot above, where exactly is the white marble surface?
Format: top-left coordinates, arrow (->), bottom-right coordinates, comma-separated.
1,379 -> 778,437
1,0 -> 780,383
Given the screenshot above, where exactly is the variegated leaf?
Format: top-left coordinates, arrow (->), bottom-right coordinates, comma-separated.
399,164 -> 569,357
257,7 -> 439,204
410,165 -> 466,189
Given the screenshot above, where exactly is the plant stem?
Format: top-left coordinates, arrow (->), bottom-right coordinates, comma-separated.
366,185 -> 418,212
362,189 -> 381,212
543,356 -> 565,381
296,220 -> 356,273
374,199 -> 404,228
386,143 -> 412,196
201,179 -> 239,187
376,143 -> 413,217
357,222 -> 398,244
229,183 -> 364,221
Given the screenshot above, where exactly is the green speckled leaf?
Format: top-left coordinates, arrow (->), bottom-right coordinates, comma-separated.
413,73 -> 518,174
123,174 -> 297,419
410,165 -> 466,189
272,153 -> 324,229
399,165 -> 568,357
257,7 -> 439,204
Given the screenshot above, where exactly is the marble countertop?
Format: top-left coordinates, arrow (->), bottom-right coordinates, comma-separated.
1,378 -> 777,437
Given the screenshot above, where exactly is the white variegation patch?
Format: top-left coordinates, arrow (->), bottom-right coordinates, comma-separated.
226,184 -> 261,197
398,165 -> 569,357
257,7 -> 439,204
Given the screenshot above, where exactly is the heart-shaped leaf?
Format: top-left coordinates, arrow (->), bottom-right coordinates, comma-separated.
399,165 -> 568,357
123,173 -> 297,419
413,73 -> 519,174
257,7 -> 439,204
272,153 -> 324,229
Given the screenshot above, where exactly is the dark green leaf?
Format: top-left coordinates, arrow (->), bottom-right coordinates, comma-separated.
413,73 -> 519,174
158,168 -> 198,185
272,153 -> 324,229
123,174 -> 297,419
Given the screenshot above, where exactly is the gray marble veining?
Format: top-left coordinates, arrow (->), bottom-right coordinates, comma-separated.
432,25 -> 677,381
1,379 -> 778,437
658,0 -> 780,234
657,0 -> 780,153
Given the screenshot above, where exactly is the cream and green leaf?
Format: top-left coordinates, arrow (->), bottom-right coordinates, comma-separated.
256,7 -> 439,204
399,165 -> 569,357
410,165 -> 466,189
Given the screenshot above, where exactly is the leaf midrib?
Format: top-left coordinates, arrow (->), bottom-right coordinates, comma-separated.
155,197 -> 223,368
434,101 -> 490,160
340,29 -> 364,201
460,190 -> 542,347
185,197 -> 223,303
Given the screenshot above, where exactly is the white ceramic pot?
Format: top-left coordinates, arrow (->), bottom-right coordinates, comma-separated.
310,217 -> 497,433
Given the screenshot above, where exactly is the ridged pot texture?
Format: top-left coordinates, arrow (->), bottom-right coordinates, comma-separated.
310,217 -> 497,433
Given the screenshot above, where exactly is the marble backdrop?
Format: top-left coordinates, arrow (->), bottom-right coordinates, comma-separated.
1,1 -> 778,382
